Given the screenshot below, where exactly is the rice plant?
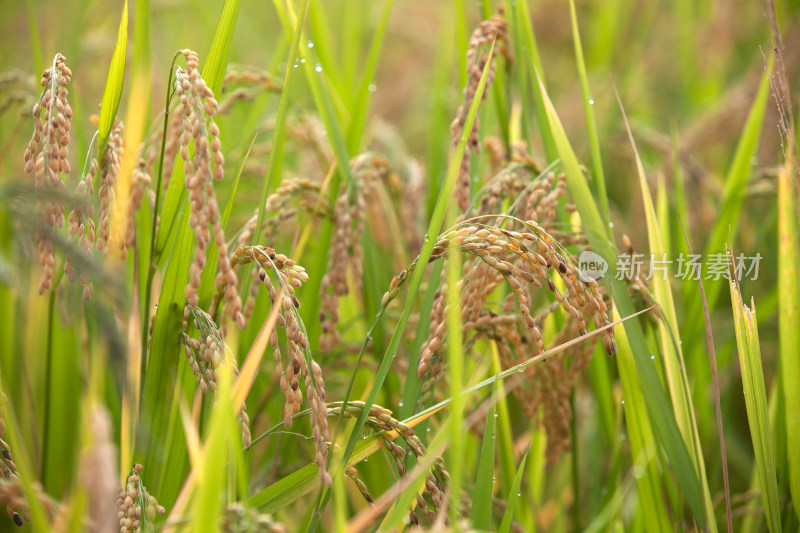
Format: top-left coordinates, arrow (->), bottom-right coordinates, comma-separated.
0,0 -> 798,531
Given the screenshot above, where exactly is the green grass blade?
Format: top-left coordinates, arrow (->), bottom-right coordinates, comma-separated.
137,217 -> 194,503
729,269 -> 782,533
613,305 -> 671,532
777,159 -> 800,521
568,0 -> 610,226
345,0 -> 394,153
498,450 -> 528,533
191,367 -> 236,533
536,73 -> 707,525
445,211 -> 466,524
97,0 -> 128,153
616,89 -> 716,532
510,0 -> 557,160
472,390 -> 497,531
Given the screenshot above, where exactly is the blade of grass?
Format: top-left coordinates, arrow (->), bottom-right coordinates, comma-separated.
613,304 -> 672,532
472,386 -> 497,530
680,219 -> 732,532
498,450 -> 528,533
345,0 -> 394,153
509,0 -> 557,159
729,254 -> 782,533
778,159 -> 800,521
536,72 -> 707,525
190,365 -> 237,533
568,0 -> 610,227
616,87 -> 717,532
97,0 -> 128,153
445,207 -> 466,524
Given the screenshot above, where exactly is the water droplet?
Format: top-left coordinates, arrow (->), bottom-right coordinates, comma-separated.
427,427 -> 431,432
589,98 -> 595,105
399,401 -> 404,407
517,492 -> 521,497
492,476 -> 496,484
493,412 -> 498,418
368,83 -> 377,93
609,222 -> 614,228
621,399 -> 625,405
321,129 -> 327,136
300,58 -> 306,64
307,41 -> 314,48
293,62 -> 299,68
315,64 -> 323,73
651,354 -> 655,360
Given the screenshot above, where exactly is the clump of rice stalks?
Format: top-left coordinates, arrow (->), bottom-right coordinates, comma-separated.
450,7 -> 512,211
232,245 -> 331,485
176,49 -> 243,328
0,389 -> 60,527
121,149 -> 153,253
0,398 -> 17,483
415,221 -> 615,374
0,478 -> 60,527
237,177 -> 330,246
217,66 -> 281,115
22,53 -> 72,294
0,70 -> 37,120
64,153 -> 97,301
95,121 -> 125,255
336,401 -> 450,525
116,463 -> 165,533
181,306 -> 252,447
319,154 -> 390,349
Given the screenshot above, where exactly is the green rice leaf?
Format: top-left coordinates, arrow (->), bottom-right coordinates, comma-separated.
613,306 -> 672,532
472,392 -> 497,531
729,268 -> 782,533
498,450 -> 528,533
97,0 -> 128,153
777,160 -> 800,521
